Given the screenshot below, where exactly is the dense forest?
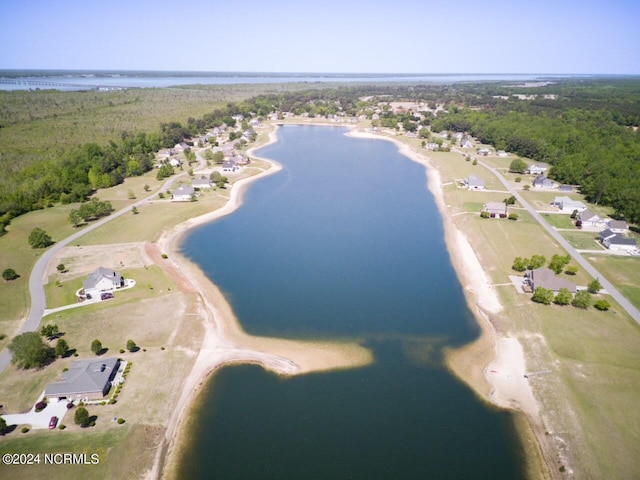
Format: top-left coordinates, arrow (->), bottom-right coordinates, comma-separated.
0,78 -> 639,232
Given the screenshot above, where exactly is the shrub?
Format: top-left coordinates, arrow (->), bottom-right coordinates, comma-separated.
117,418 -> 125,424
91,339 -> 103,355
532,287 -> 554,305
59,424 -> 66,430
161,253 -> 168,259
119,349 -> 125,354
75,407 -> 90,427
514,176 -> 522,183
126,339 -> 137,352
480,211 -> 490,219
554,288 -> 572,306
565,265 -> 578,275
594,300 -> 611,311
587,278 -> 602,294
523,184 -> 530,190
21,427 -> 29,433
2,268 -> 19,281
508,213 -> 519,221
512,257 -> 528,272
572,290 -> 592,309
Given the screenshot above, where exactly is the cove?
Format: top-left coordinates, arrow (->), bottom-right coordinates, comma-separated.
178,126 -> 524,479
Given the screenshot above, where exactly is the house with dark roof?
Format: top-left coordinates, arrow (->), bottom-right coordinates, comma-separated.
83,267 -> 124,297
44,358 -> 120,400
525,267 -> 576,293
601,233 -> 637,252
532,175 -> 554,189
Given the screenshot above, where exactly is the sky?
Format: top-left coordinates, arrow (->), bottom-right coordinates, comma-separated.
1,0 -> 638,74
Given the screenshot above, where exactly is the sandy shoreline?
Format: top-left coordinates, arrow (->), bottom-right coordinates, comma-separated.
153,124 -> 543,479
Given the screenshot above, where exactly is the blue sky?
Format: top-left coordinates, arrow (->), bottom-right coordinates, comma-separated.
1,0 -> 638,74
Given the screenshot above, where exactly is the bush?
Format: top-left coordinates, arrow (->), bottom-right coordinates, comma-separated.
91,339 -> 103,355
532,287 -> 554,305
161,253 -> 168,259
587,278 -> 602,294
565,265 -> 578,275
28,227 -> 53,248
2,268 -> 19,281
119,349 -> 125,354
480,211 -> 490,219
21,427 -> 29,433
514,176 -> 522,183
74,407 -> 90,427
117,418 -> 125,424
126,339 -> 137,352
512,257 -> 528,272
59,424 -> 66,430
572,290 -> 592,309
594,300 -> 611,311
508,213 -> 519,221
554,288 -> 572,306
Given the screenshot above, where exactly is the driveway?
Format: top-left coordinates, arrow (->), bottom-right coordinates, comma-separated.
2,397 -> 70,429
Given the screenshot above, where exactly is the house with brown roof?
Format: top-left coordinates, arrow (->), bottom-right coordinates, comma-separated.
525,267 -> 576,293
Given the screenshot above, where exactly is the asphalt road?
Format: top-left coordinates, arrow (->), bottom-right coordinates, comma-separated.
0,170 -> 191,373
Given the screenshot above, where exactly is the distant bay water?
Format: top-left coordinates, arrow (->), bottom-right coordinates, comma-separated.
0,69 -> 579,91
177,126 -> 524,479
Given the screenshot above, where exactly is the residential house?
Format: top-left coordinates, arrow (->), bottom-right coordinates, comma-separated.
169,158 -> 182,168
552,196 -> 587,213
173,142 -> 189,152
83,267 -> 124,297
425,143 -> 440,151
525,267 -> 577,293
525,164 -> 548,175
172,186 -> 194,202
603,235 -> 637,253
599,229 -> 618,243
44,358 -> 120,401
477,148 -> 491,156
464,175 -> 485,191
483,202 -> 507,218
578,209 -> 605,227
532,175 -> 554,189
222,160 -> 238,173
496,150 -> 509,157
233,155 -> 249,166
608,220 -> 629,234
192,176 -> 212,189
461,138 -> 473,148
557,185 -> 574,192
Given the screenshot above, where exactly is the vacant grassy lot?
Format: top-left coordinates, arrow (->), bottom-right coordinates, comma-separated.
542,213 -> 576,229
587,254 -> 640,310
560,231 -> 604,250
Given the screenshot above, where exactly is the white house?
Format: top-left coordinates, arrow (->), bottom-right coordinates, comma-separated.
578,209 -> 605,227
169,158 -> 182,167
192,176 -> 212,189
602,234 -> 637,253
483,202 -> 507,218
222,160 -> 238,173
83,267 -> 124,297
608,220 -> 629,234
496,150 -> 509,157
552,196 -> 587,213
532,175 -> 554,189
464,175 -> 485,191
461,138 -> 473,148
172,186 -> 194,202
526,164 -> 548,175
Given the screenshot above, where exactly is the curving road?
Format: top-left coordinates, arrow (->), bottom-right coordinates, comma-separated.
0,163 -> 202,373
474,156 -> 640,324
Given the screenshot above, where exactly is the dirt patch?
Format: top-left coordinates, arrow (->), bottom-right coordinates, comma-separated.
45,242 -> 153,282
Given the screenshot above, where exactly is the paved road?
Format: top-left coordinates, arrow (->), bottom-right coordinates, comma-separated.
0,167 -> 196,373
473,155 -> 640,324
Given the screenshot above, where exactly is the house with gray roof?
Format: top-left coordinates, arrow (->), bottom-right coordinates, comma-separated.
483,202 -> 507,218
172,186 -> 194,202
526,267 -> 576,293
532,175 -> 555,189
83,267 -> 124,297
608,220 -> 629,234
45,358 -> 120,400
464,175 -> 485,191
192,176 -> 212,189
578,209 -> 606,227
552,196 -> 587,213
601,233 -> 637,253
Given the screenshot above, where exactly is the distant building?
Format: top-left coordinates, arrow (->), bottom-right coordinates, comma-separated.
608,220 -> 629,234
526,164 -> 548,175
578,209 -> 605,227
192,176 -> 212,189
532,175 -> 554,189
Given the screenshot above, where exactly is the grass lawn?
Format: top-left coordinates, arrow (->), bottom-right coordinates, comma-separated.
542,214 -> 576,229
586,254 -> 640,309
560,231 -> 603,250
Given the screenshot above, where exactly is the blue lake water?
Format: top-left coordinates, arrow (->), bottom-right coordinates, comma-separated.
0,69 -> 575,91
177,126 -> 524,479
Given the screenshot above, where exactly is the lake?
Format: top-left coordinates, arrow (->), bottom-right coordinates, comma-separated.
177,126 -> 524,479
